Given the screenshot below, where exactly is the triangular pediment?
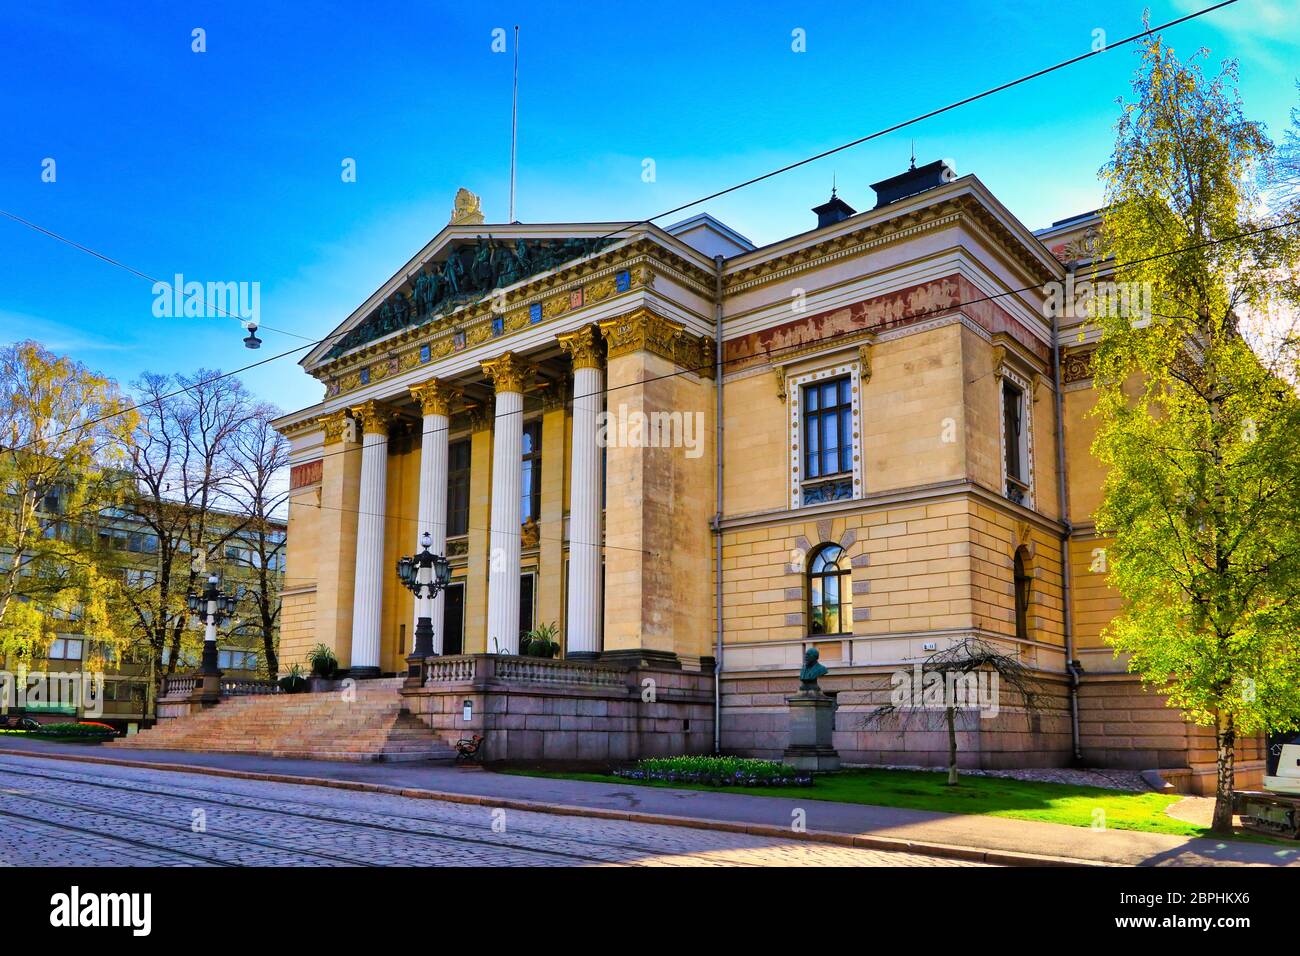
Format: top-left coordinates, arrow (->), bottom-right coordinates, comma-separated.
305,222 -> 638,370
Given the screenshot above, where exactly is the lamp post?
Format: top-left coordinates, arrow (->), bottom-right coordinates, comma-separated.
186,574 -> 237,704
397,531 -> 451,684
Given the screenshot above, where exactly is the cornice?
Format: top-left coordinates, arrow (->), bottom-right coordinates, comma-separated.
723,194 -> 1057,297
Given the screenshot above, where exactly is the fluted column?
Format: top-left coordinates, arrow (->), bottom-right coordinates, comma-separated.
348,401 -> 396,677
558,326 -> 605,659
409,379 -> 460,654
482,352 -> 533,655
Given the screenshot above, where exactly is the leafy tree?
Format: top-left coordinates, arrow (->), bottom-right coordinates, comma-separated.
1093,34 -> 1300,833
0,341 -> 138,661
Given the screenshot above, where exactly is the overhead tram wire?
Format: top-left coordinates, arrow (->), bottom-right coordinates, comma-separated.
12,211 -> 1299,471
0,210 -> 317,343
589,0 -> 1242,242
3,0 -> 1245,453
229,213 -> 1300,562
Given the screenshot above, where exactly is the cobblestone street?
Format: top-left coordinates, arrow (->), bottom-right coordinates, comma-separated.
0,754 -> 986,867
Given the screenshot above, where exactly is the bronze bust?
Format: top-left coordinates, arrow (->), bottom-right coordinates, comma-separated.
799,647 -> 828,691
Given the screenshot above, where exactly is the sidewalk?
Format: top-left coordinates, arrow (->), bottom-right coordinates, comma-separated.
3,737 -> 1296,867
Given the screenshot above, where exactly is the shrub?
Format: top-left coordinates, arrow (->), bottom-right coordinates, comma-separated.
278,662 -> 309,693
306,643 -> 339,678
31,722 -> 116,739
615,755 -> 813,787
520,622 -> 560,658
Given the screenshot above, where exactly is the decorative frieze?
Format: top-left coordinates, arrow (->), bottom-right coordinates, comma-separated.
317,245 -> 675,400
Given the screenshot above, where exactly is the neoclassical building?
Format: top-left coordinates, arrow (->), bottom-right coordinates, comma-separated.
267,164 -> 1260,790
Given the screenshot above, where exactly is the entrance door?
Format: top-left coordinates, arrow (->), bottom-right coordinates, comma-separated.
442,582 -> 465,655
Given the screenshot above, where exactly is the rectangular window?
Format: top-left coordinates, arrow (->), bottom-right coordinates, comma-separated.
446,439 -> 471,537
1003,382 -> 1023,481
803,377 -> 853,480
1002,380 -> 1029,504
520,421 -> 542,524
49,638 -> 84,661
519,572 -> 536,640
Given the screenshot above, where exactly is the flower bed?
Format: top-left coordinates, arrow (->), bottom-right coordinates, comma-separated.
29,722 -> 117,740
614,755 -> 814,787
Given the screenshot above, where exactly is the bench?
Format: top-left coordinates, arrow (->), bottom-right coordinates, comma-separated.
455,734 -> 484,761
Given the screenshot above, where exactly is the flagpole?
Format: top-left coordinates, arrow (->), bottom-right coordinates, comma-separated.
509,25 -> 519,223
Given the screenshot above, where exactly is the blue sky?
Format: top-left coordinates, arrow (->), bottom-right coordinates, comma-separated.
2,0 -> 1297,414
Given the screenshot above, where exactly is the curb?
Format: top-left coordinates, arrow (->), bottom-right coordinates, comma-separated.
0,747 -> 1107,867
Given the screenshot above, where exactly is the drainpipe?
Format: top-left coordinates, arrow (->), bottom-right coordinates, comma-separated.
712,254 -> 725,755
1052,266 -> 1083,763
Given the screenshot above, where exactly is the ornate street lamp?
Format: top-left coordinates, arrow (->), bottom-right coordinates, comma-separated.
187,573 -> 237,677
397,531 -> 451,680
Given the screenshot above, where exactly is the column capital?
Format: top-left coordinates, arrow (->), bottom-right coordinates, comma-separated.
410,378 -> 461,417
481,351 -> 534,395
321,410 -> 358,446
596,308 -> 716,376
556,325 -> 604,371
349,400 -> 399,437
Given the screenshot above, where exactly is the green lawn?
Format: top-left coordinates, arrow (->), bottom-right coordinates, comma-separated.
505,766 -> 1209,837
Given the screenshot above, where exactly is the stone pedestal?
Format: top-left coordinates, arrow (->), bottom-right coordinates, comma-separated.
783,690 -> 840,771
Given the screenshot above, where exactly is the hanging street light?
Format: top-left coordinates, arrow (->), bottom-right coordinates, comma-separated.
187,573 -> 237,677
396,530 -> 451,682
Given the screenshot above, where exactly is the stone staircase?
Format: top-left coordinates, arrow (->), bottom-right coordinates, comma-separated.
110,678 -> 456,763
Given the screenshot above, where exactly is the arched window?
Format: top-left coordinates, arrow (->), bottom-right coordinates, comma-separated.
808,544 -> 852,636
1013,547 -> 1031,641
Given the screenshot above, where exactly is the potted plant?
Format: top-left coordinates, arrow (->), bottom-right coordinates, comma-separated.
521,621 -> 560,659
278,662 -> 308,694
306,643 -> 339,691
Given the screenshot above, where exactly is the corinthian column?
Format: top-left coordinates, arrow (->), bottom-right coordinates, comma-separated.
481,352 -> 533,655
557,325 -> 605,659
409,378 -> 460,655
348,401 -> 396,677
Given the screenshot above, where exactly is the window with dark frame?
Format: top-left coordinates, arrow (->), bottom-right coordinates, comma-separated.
521,421 -> 542,524
1014,548 -> 1031,642
803,377 -> 853,480
998,382 -> 1029,504
446,438 -> 471,537
807,544 -> 852,636
519,572 -> 536,639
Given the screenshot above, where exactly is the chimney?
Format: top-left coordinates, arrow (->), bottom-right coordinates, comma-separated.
811,188 -> 856,229
869,159 -> 957,209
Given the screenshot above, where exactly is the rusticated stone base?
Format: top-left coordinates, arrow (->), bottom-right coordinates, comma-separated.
1077,674 -> 1266,793
402,654 -> 715,762
722,668 -> 1075,770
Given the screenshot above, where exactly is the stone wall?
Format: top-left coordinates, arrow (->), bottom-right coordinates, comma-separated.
1077,675 -> 1266,793
721,668 -> 1075,768
402,654 -> 715,762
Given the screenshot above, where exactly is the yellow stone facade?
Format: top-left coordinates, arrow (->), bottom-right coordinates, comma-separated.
269,175 -> 1254,786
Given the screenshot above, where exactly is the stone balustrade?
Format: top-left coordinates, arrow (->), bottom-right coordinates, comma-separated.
220,678 -> 281,697
422,653 -> 627,689
403,653 -> 716,762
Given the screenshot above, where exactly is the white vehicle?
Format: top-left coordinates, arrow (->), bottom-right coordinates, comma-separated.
1234,737 -> 1300,838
